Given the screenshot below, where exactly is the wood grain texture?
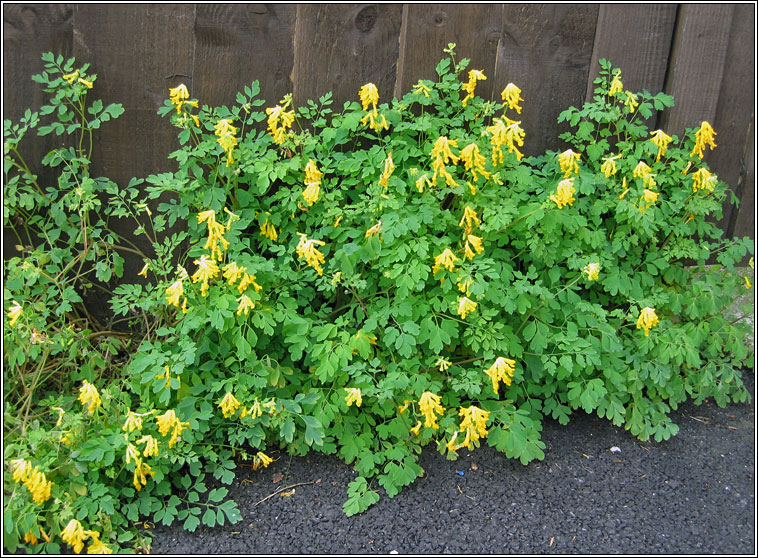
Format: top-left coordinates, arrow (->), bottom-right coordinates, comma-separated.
193,4 -> 296,108
493,4 -> 599,156
585,5 -> 676,103
658,4 -> 734,136
394,4 -> 503,100
292,4 -> 403,109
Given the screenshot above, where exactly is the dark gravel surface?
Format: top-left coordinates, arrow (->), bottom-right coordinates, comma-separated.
146,372 -> 755,555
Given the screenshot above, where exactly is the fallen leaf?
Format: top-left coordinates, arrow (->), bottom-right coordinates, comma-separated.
470,463 -> 479,471
610,446 -> 621,453
272,473 -> 283,483
549,537 -> 554,547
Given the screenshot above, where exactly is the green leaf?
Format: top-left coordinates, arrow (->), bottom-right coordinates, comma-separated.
343,476 -> 380,516
202,508 -> 217,527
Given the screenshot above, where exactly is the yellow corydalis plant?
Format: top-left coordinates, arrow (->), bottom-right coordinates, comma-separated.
218,392 -> 242,418
303,159 -> 322,206
214,119 -> 238,167
418,391 -> 444,429
461,69 -> 487,107
636,307 -> 659,336
690,121 -> 717,159
430,136 -> 460,186
463,234 -> 484,260
501,83 -> 524,114
253,451 -> 274,470
365,220 -> 382,239
412,80 -> 432,98
550,178 -> 576,209
583,262 -> 601,281
11,459 -> 53,505
608,70 -> 623,96
295,233 -> 327,275
260,219 -> 278,241
557,149 -> 581,178
459,142 -> 490,182
650,129 -> 673,161
624,91 -> 639,113
484,357 -> 516,396
236,294 -> 255,317
63,69 -> 94,89
459,205 -> 481,234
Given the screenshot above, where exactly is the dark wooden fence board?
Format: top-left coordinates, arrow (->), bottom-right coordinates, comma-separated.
394,4 -> 503,100
193,4 -> 296,109
292,4 -> 403,110
492,4 -> 599,157
585,4 -> 676,114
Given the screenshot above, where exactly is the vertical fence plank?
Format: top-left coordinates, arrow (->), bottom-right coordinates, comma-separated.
658,4 -> 734,136
585,5 -> 676,107
492,4 -> 599,156
193,4 -> 296,109
729,128 -> 754,243
292,4 -> 403,109
708,3 -> 755,246
394,4 -> 503,100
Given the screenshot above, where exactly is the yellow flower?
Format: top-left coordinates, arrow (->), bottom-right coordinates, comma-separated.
295,233 -> 327,276
7,301 -> 22,327
550,178 -> 576,209
133,460 -> 155,491
485,117 -> 525,163
222,261 -> 247,286
155,409 -> 190,448
430,136 -> 459,186
445,431 -> 460,452
165,278 -> 184,308
345,387 -> 362,408
558,149 -> 581,178
87,534 -> 113,555
600,155 -> 620,178
464,234 -> 484,260
691,167 -> 716,193
125,443 -> 140,465
457,277 -> 473,296
359,83 -> 379,112
460,143 -> 490,182
501,83 -> 524,114
457,296 -> 477,319
461,69 -> 487,107
253,451 -> 274,470
642,188 -> 659,204
137,435 -> 159,458
624,91 -> 639,113
432,248 -> 459,274
63,70 -> 80,84
260,220 -> 278,241
418,391 -> 444,429
459,205 -> 481,234
303,159 -> 323,206
197,209 -> 229,261
214,119 -> 238,167
636,307 -> 659,336
410,421 -> 422,436
244,399 -> 263,419
650,130 -> 673,161
78,380 -> 102,414
137,263 -> 149,278
237,273 -> 262,294
609,70 -> 623,96
25,467 -> 53,504
415,173 -> 431,193
458,405 -> 490,449
365,221 -> 382,238
78,77 -> 93,89
690,121 -> 717,159
412,81 -> 432,98
191,255 -> 220,296
236,294 -> 255,317
632,161 -> 652,179
435,357 -> 452,372
11,458 -> 33,483
24,531 -> 38,545
218,392 -> 242,418
484,357 -> 517,396
583,262 -> 601,281
61,519 -> 86,554
379,152 -> 394,188
265,105 -> 295,145
745,276 -> 752,289
169,84 -> 198,114
361,109 -> 388,133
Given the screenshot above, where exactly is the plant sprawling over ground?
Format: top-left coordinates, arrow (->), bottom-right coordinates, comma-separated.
3,46 -> 753,553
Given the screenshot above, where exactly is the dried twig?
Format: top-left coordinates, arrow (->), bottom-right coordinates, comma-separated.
252,479 -> 320,507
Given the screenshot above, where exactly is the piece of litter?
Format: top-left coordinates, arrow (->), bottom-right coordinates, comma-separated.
610,446 -> 621,453
470,463 -> 479,471
390,551 -> 398,555
456,470 -> 464,476
280,488 -> 296,497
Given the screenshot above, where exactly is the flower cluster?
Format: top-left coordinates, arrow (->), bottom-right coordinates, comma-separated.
447,405 -> 490,451
430,136 -> 459,186
10,459 -> 53,505
296,233 -> 327,275
78,380 -> 101,414
461,69 -> 487,107
214,119 -> 238,167
550,177 -> 576,209
636,307 -> 659,337
61,519 -> 112,554
485,116 -> 525,163
359,83 -> 388,132
483,357 -> 516,396
265,98 -> 295,145
418,391 -> 444,429
690,121 -> 717,160
303,159 -> 323,206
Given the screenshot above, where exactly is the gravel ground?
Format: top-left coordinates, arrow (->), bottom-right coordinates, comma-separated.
146,368 -> 755,555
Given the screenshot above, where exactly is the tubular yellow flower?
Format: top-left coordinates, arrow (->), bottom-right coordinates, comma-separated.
431,136 -> 460,166
218,392 -> 242,418
412,81 -> 432,98
125,443 -> 140,465
11,458 -> 33,484
155,409 -> 190,448
361,109 -> 388,132
486,117 -> 526,163
265,105 -> 295,145
246,399 -> 263,419
690,121 -> 717,159
302,183 -> 320,207
359,83 -> 379,112
745,276 -> 752,289
460,143 -> 490,182
432,248 -> 459,274
457,276 -> 473,296
457,296 -> 478,319
169,84 -> 198,114
379,152 -> 394,188
691,167 -> 715,193
253,451 -> 274,470
410,421 -> 422,436
624,91 -> 639,113
137,263 -> 149,278
345,387 -> 362,408
445,431 -> 460,452
24,531 -> 38,545
435,357 -> 452,372
236,294 -> 255,317
642,188 -> 659,204
63,70 -> 80,84
191,255 -> 220,296
137,435 -> 159,458
418,391 -> 444,429
501,83 -> 524,114
458,405 -> 490,449
214,119 -> 238,167
461,69 -> 487,107
133,460 -> 155,491
600,154 -> 620,178
237,273 -> 262,294
7,301 -> 22,327
650,130 -> 673,161
558,149 -> 581,178
61,519 -> 86,554
365,220 -> 382,238
165,278 -> 184,308
78,380 -> 102,414
484,357 -> 517,396
583,262 -> 601,281
260,220 -> 278,241
550,178 -> 576,209
86,534 -> 113,555
464,234 -> 484,260
459,205 -> 481,233
198,209 -> 229,261
295,233 -> 327,276
636,307 -> 659,336
415,173 -> 431,193
25,467 -> 53,505
222,261 -> 247,286
303,159 -> 322,206
632,161 -> 652,179
609,70 -> 623,96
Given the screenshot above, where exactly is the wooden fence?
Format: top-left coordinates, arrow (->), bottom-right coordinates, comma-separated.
3,3 -> 755,243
